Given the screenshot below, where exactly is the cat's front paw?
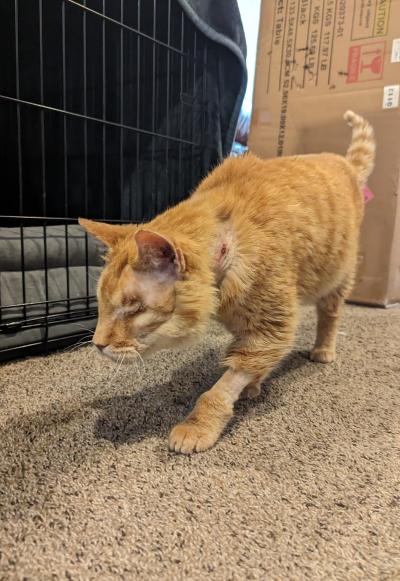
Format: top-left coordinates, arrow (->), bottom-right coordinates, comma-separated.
168,421 -> 220,454
169,392 -> 232,454
310,347 -> 336,363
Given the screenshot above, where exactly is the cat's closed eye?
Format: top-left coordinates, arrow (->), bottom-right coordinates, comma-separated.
116,302 -> 145,318
127,302 -> 145,315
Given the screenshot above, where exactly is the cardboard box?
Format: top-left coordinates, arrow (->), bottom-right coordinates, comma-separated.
249,0 -> 400,306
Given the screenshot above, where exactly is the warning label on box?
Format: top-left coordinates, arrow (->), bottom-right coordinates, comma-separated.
347,41 -> 386,82
351,0 -> 391,40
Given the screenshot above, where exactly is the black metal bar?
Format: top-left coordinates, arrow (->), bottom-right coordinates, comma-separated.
42,220 -> 50,341
14,0 -> 27,322
166,0 -> 171,207
136,0 -> 141,222
64,223 -> 71,313
14,0 -> 22,213
83,0 -> 89,307
62,0 -> 71,314
0,309 -> 98,334
83,0 -> 88,218
19,223 -> 26,321
178,12 -> 184,197
191,28 -> 197,189
0,295 -> 97,311
0,215 -> 130,223
62,0 -> 68,216
1,307 -> 96,326
16,107 -> 23,211
4,306 -> 96,325
39,0 -> 50,341
151,0 -> 156,216
102,0 -> 106,219
0,94 -> 199,146
38,2 -> 46,217
120,0 -> 125,218
39,0 -> 46,215
84,231 -> 90,309
202,38 -> 208,176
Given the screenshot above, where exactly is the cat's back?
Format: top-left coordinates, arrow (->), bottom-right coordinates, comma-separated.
199,151 -> 356,198
196,151 -> 362,227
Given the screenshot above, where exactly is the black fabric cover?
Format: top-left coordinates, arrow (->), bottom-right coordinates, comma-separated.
178,0 -> 247,155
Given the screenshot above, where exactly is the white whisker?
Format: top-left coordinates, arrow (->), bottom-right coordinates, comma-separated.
131,356 -> 141,379
65,339 -> 93,353
63,334 -> 92,352
73,322 -> 95,333
134,351 -> 145,377
105,352 -> 126,390
105,354 -> 121,389
115,353 -> 126,382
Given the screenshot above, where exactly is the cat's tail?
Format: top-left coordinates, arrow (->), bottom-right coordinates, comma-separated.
344,110 -> 375,186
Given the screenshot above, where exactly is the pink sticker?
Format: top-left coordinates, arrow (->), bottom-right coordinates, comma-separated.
362,185 -> 374,203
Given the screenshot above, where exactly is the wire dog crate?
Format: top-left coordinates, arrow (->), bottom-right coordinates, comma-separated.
0,0 -> 246,361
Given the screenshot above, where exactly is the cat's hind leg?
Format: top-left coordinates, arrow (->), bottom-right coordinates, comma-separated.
310,276 -> 353,363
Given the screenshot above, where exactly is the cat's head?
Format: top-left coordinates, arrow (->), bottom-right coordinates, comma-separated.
79,218 -> 214,362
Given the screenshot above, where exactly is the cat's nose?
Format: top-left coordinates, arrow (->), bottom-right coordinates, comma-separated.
94,342 -> 106,352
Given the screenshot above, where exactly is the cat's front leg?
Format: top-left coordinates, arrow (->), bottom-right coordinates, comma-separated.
168,369 -> 253,454
169,294 -> 297,454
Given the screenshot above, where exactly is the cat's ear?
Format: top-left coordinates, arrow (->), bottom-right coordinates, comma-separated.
135,230 -> 185,276
78,218 -> 134,247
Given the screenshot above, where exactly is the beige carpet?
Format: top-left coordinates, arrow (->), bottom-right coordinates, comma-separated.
0,305 -> 399,580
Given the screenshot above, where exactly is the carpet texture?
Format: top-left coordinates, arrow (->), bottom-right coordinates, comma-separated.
1,305 -> 399,580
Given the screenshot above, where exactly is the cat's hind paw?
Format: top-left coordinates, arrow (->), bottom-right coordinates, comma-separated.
310,347 -> 336,363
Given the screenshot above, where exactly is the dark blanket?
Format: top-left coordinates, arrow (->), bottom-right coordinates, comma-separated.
179,0 -> 247,155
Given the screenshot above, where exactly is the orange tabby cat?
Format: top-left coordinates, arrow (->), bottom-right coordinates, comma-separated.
79,110 -> 375,454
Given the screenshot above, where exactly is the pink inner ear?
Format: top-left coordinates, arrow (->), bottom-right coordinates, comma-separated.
135,230 -> 176,270
135,230 -> 174,256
